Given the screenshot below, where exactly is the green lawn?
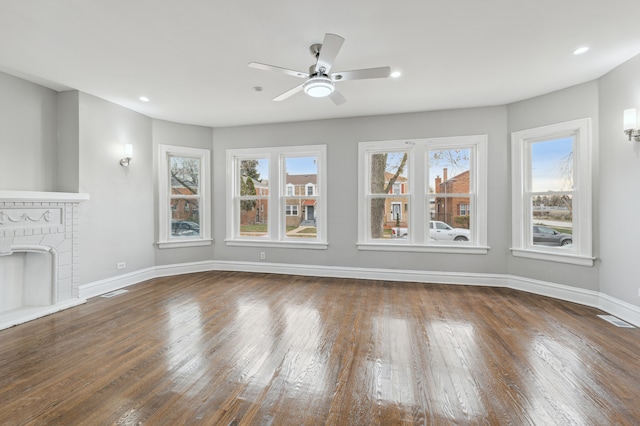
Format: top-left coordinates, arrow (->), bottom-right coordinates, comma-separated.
240,224 -> 268,232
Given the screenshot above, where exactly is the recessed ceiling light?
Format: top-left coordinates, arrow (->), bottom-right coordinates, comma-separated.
139,96 -> 150,102
390,71 -> 402,78
573,46 -> 589,55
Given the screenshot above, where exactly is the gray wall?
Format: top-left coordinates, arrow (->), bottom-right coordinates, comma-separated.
2,52 -> 640,310
213,106 -> 510,275
77,93 -> 155,283
506,81 -> 600,291
56,90 -> 80,192
152,119 -> 215,266
0,72 -> 58,191
598,54 -> 640,306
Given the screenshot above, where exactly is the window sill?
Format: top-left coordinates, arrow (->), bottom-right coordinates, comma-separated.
510,248 -> 594,266
357,242 -> 489,254
225,239 -> 328,250
157,238 -> 213,249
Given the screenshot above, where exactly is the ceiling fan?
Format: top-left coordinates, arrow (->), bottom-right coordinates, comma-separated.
249,33 -> 391,105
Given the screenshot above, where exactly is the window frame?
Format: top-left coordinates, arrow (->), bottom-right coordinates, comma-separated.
225,144 -> 327,249
357,136 -> 488,254
158,144 -> 211,249
511,118 -> 593,266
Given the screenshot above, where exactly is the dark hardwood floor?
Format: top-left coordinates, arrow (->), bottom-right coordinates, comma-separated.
0,271 -> 639,425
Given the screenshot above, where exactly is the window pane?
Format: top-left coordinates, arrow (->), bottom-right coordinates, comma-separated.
530,137 -> 573,192
370,196 -> 409,239
239,199 -> 269,237
285,156 -> 317,197
239,159 -> 269,196
531,195 -> 573,247
170,156 -> 200,195
428,196 -> 471,242
428,149 -> 470,194
370,152 -> 409,194
171,199 -> 200,237
286,200 -> 318,239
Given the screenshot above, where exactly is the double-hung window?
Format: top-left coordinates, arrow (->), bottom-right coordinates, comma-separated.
511,118 -> 593,265
358,136 -> 487,253
226,144 -> 327,249
158,145 -> 211,248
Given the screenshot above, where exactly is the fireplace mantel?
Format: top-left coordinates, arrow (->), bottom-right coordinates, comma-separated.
0,190 -> 90,202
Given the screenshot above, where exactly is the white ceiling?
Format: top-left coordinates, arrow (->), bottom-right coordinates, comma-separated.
1,0 -> 639,128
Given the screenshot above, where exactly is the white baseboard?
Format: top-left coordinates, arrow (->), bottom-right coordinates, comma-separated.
79,260 -> 640,327
598,292 -> 640,328
79,267 -> 157,299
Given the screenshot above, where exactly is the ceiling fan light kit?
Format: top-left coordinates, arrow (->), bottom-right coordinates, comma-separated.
249,33 -> 391,105
303,76 -> 334,98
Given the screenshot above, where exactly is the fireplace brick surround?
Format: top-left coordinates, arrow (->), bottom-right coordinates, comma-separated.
0,191 -> 89,330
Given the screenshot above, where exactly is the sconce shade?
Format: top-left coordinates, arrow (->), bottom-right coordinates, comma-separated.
623,109 -> 637,131
120,144 -> 133,166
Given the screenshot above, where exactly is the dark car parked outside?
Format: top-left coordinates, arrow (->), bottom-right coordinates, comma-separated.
171,220 -> 200,237
533,225 -> 572,246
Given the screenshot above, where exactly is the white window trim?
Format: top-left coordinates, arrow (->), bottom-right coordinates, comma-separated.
157,144 -> 212,249
357,136 -> 488,254
225,144 -> 327,249
511,118 -> 594,266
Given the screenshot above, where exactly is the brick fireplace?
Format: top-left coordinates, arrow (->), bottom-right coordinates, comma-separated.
0,191 -> 89,330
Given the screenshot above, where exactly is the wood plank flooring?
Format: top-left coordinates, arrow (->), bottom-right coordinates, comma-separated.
1,271 -> 639,425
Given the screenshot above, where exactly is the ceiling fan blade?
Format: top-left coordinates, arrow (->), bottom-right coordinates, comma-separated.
329,90 -> 347,106
332,67 -> 391,81
248,62 -> 308,79
315,33 -> 345,74
273,84 -> 304,101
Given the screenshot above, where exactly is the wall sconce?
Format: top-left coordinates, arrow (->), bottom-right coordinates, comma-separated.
624,109 -> 640,141
120,144 -> 133,166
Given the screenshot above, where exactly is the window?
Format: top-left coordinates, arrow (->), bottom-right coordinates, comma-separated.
358,136 -> 487,253
511,118 -> 593,265
226,145 -> 327,249
306,183 -> 315,196
158,145 -> 211,248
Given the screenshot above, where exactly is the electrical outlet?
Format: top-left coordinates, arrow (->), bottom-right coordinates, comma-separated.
117,262 -> 126,269
260,251 -> 266,261
638,288 -> 640,297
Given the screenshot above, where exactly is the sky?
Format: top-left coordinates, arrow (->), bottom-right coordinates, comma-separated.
253,156 -> 317,180
530,137 -> 573,192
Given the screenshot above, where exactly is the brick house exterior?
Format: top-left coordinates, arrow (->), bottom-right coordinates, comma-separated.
285,174 -> 316,227
171,177 -> 199,222
239,176 -> 269,225
434,168 -> 470,228
383,171 -> 409,228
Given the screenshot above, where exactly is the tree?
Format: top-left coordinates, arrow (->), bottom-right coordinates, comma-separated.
239,160 -> 261,213
370,153 -> 408,238
240,176 -> 257,212
170,158 -> 199,195
241,159 -> 261,180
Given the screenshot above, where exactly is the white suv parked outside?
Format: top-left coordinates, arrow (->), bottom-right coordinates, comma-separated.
391,221 -> 470,241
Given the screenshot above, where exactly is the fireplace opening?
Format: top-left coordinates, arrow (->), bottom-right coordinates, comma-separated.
0,248 -> 54,314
